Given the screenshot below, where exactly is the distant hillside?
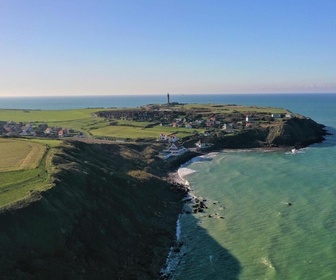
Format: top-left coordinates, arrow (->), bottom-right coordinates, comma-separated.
0,141 -> 185,279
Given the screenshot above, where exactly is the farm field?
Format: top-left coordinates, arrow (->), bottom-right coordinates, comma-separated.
0,139 -> 46,172
0,139 -> 59,208
0,108 -> 103,122
89,123 -> 203,139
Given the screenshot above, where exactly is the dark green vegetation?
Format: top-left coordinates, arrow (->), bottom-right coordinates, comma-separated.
0,141 -> 186,279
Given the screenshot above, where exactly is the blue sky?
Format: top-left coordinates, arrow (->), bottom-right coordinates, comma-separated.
1,0 -> 335,96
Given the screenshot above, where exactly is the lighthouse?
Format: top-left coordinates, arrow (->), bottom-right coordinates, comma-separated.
167,93 -> 170,105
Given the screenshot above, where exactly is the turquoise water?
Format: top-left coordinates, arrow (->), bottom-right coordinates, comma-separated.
169,96 -> 336,279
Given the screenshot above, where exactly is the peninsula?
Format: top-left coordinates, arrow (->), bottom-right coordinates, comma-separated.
0,103 -> 327,279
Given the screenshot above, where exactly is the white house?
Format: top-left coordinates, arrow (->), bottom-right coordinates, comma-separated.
44,127 -> 53,135
272,113 -> 282,118
159,133 -> 168,141
246,115 -> 253,122
167,143 -> 187,156
195,139 -> 208,149
168,134 -> 179,143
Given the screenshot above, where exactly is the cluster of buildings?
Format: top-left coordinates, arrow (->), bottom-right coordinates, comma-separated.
157,112 -> 294,160
0,121 -> 73,138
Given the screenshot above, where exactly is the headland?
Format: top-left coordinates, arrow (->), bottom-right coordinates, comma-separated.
0,103 -> 328,279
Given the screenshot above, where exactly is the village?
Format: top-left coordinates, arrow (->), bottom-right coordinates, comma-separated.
0,121 -> 79,138
95,97 -> 294,159
0,98 -> 295,160
155,110 -> 294,159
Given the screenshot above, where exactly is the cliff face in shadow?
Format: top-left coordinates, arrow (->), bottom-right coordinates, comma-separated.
0,141 -> 185,279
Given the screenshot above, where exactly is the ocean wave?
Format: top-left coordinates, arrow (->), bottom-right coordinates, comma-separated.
261,257 -> 275,269
176,216 -> 182,240
160,215 -> 188,279
178,167 -> 196,179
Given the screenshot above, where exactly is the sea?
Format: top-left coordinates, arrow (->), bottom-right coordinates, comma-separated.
1,93 -> 336,279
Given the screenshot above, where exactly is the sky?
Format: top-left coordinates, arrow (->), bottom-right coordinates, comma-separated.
0,0 -> 335,97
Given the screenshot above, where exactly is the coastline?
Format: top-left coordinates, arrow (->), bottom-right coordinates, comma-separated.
159,145 -> 297,279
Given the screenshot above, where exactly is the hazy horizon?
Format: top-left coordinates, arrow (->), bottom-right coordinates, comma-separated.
1,1 -> 335,97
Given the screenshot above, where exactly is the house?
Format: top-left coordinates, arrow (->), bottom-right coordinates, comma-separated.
20,124 -> 34,136
166,143 -> 187,156
272,113 -> 282,118
285,113 -> 293,118
204,130 -> 211,137
167,134 -> 179,143
159,133 -> 168,141
205,120 -> 214,127
246,115 -> 254,122
185,123 -> 192,129
44,127 -> 53,135
58,128 -> 68,137
172,121 -> 183,127
222,123 -> 234,133
21,124 -> 32,134
195,139 -> 208,149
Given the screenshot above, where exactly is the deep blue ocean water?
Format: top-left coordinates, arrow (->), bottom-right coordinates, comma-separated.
1,93 -> 335,279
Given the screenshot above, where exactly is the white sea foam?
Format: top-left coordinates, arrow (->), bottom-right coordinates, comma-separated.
160,215 -> 188,279
176,216 -> 181,240
178,167 -> 196,179
190,152 -> 219,163
261,257 -> 274,269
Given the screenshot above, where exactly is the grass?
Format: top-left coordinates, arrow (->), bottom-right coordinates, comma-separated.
0,139 -> 46,172
0,138 -> 61,208
178,103 -> 289,114
90,124 -> 203,139
0,108 -> 101,122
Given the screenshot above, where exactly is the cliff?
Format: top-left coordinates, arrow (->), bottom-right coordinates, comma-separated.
266,117 -> 327,147
0,141 -> 185,280
210,117 -> 327,149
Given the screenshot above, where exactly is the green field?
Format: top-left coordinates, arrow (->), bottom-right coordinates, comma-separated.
179,103 -> 289,114
0,108 -> 101,122
0,139 -> 60,208
89,119 -> 203,139
0,139 -> 46,172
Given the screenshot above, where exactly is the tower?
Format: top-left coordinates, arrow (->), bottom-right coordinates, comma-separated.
167,93 -> 170,105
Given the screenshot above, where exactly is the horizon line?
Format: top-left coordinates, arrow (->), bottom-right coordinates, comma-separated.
1,92 -> 336,98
